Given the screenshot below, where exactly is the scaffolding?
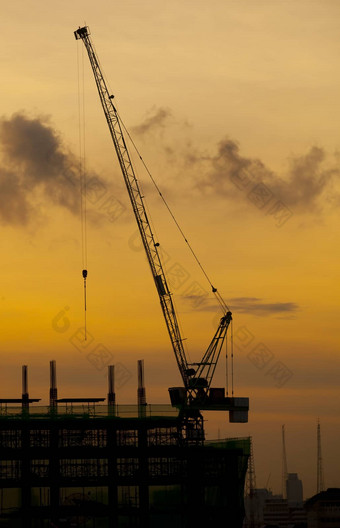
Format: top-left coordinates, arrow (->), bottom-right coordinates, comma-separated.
0,405 -> 249,527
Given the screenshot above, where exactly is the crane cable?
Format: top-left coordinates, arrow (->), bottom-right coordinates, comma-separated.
225,320 -> 235,396
225,329 -> 229,396
119,111 -> 233,389
77,43 -> 88,340
117,115 -> 230,315
231,319 -> 234,396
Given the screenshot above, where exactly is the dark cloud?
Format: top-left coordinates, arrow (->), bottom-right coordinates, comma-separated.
134,107 -> 339,216
272,146 -> 337,210
0,113 -> 109,226
0,168 -> 31,225
180,293 -> 298,317
131,107 -> 339,217
132,107 -> 172,136
195,137 -> 340,213
229,297 -> 299,316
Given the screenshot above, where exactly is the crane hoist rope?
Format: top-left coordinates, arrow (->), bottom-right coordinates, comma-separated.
119,116 -> 230,313
74,26 -> 248,420
77,42 -> 88,340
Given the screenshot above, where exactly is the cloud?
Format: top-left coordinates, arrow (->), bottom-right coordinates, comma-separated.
131,107 -> 339,217
132,107 -> 172,136
0,113 -> 109,226
180,293 -> 298,317
0,168 -> 31,225
195,137 -> 340,213
229,297 -> 299,316
270,146 -> 339,212
3,109 -> 335,228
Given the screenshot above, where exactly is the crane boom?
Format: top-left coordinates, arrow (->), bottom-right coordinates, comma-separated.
74,26 -> 189,387
74,26 -> 248,420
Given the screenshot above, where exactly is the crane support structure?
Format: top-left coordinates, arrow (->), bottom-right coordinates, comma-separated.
74,26 -> 248,421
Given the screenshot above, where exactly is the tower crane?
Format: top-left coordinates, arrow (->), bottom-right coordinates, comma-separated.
74,26 -> 248,429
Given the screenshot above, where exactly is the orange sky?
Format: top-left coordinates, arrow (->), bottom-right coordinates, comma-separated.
1,0 -> 340,498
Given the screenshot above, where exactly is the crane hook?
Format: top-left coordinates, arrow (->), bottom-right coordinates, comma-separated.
82,269 -> 88,339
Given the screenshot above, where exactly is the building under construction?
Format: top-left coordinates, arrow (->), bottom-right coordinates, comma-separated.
0,362 -> 250,527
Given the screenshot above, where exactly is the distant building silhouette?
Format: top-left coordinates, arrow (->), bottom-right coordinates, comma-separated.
287,473 -> 303,507
304,488 -> 340,527
244,488 -> 307,528
263,495 -> 289,527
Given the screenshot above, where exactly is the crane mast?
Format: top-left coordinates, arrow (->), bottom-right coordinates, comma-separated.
74,26 -> 248,421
